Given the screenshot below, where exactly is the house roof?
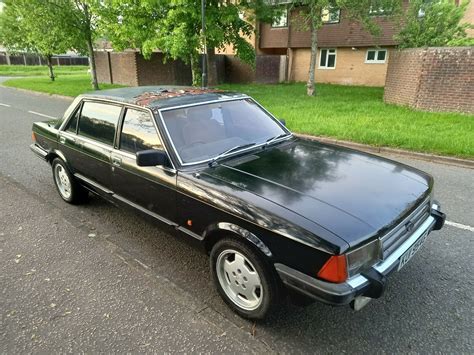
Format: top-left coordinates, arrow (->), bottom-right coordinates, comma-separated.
81,86 -> 246,111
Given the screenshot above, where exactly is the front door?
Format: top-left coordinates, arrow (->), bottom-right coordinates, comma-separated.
111,107 -> 177,224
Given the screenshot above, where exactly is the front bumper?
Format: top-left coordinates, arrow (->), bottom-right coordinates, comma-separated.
276,203 -> 446,308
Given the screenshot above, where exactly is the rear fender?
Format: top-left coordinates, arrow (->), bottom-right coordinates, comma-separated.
46,149 -> 71,170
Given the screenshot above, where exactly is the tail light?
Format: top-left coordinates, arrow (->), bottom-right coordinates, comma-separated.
31,132 -> 37,142
317,255 -> 348,283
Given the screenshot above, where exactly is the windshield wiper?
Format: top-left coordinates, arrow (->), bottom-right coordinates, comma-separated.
265,133 -> 290,146
208,143 -> 256,167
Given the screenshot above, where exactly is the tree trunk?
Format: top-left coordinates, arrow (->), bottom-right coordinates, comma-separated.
84,4 -> 99,90
207,48 -> 218,86
46,55 -> 55,82
86,34 -> 99,90
190,53 -> 202,87
307,7 -> 320,96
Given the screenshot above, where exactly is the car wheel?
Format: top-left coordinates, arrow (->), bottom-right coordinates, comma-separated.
210,238 -> 281,320
52,158 -> 88,204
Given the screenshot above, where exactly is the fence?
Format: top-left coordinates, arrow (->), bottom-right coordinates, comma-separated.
384,47 -> 473,114
0,52 -> 89,66
95,51 -> 285,86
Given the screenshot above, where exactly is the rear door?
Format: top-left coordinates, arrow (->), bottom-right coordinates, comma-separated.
111,107 -> 177,224
63,100 -> 122,193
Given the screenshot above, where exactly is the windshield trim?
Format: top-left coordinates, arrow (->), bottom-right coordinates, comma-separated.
156,97 -> 292,167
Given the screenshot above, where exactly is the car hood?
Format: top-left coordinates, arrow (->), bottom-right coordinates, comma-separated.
203,138 -> 432,247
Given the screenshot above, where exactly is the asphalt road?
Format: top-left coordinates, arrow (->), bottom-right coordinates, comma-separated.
1,81 -> 473,353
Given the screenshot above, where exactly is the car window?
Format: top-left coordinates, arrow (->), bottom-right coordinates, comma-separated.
78,102 -> 121,145
161,99 -> 286,164
65,105 -> 81,133
120,108 -> 163,154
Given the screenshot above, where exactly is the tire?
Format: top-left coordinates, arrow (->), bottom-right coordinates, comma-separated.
51,158 -> 88,204
210,237 -> 281,320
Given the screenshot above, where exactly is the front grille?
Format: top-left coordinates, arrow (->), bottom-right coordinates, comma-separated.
380,198 -> 431,259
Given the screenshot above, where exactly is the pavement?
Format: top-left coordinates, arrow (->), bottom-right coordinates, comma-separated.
1,80 -> 473,353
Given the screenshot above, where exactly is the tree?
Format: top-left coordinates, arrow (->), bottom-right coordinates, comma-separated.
0,0 -> 73,81
0,0 -> 102,89
96,0 -> 257,86
48,0 -> 101,90
395,0 -> 474,49
289,0 -> 400,96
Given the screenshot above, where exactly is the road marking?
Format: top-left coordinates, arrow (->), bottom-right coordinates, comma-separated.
445,220 -> 474,232
0,103 -> 11,107
27,110 -> 57,119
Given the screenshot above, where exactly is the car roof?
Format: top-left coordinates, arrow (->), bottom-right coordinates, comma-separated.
80,86 -> 247,111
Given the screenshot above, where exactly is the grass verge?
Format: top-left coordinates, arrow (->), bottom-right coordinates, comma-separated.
3,74 -> 124,97
3,77 -> 472,158
0,65 -> 88,77
219,83 -> 474,159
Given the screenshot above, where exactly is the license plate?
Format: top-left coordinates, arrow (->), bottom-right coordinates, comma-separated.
398,231 -> 428,271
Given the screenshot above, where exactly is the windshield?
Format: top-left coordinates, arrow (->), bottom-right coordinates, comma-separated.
160,99 -> 288,165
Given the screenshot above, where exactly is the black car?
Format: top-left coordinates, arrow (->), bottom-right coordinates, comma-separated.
30,87 -> 446,319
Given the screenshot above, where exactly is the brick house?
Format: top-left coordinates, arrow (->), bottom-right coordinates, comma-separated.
253,0 -> 474,86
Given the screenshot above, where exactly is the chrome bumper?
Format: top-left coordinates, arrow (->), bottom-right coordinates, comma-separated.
30,143 -> 48,161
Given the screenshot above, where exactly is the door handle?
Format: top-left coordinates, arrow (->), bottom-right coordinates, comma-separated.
112,156 -> 122,167
59,135 -> 75,144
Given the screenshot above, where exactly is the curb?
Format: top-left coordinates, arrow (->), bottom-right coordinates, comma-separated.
296,134 -> 474,169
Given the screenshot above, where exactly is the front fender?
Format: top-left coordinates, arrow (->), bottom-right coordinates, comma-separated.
203,222 -> 273,257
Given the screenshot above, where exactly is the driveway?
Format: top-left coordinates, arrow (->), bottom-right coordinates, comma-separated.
1,84 -> 473,353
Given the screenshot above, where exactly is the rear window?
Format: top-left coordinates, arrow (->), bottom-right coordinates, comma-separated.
78,102 -> 121,145
65,105 -> 81,133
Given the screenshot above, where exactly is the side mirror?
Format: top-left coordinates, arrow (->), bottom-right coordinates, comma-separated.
279,119 -> 286,127
136,149 -> 168,167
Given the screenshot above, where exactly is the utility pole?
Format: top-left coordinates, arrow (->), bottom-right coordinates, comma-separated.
201,0 -> 208,88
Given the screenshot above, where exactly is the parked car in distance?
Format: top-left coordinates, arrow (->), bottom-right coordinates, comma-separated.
30,87 -> 446,319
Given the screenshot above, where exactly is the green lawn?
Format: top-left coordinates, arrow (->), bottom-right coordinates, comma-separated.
3,74 -> 123,97
2,75 -> 472,158
219,83 -> 474,159
0,65 -> 88,77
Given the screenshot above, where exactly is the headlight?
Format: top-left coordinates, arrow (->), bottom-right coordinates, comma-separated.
346,239 -> 381,277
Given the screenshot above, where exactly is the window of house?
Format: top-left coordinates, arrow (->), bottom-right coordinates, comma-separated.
417,0 -> 436,17
120,108 -> 163,154
365,49 -> 387,63
319,49 -> 337,69
271,8 -> 288,28
321,7 -> 340,24
78,101 -> 121,146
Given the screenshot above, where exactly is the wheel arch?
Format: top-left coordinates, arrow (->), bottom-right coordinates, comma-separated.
46,149 -> 69,168
203,222 -> 273,258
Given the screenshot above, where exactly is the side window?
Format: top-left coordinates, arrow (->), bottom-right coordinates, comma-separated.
120,108 -> 163,154
65,104 -> 81,133
78,102 -> 121,145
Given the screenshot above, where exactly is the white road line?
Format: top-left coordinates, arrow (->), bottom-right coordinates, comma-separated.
27,110 -> 57,119
0,103 -> 11,107
445,220 -> 474,232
